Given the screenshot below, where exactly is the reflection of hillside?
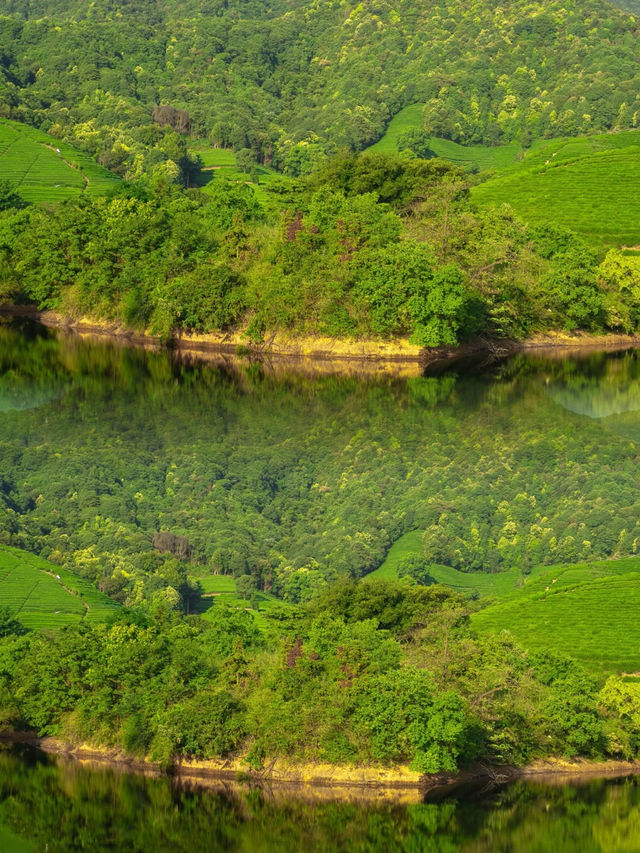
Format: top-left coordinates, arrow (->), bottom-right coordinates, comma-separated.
540,351 -> 640,418
547,383 -> 640,419
2,748 -> 640,851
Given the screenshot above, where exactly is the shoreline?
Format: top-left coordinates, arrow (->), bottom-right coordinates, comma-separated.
3,305 -> 640,375
3,731 -> 640,802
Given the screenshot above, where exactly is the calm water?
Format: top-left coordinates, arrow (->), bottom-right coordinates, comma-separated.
5,321 -> 640,849
1,746 -> 639,852
4,318 -> 640,586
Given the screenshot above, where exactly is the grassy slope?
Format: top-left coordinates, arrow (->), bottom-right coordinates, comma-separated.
472,133 -> 640,252
369,105 -> 640,251
366,104 -> 523,171
192,573 -> 284,628
471,558 -> 640,675
0,544 -> 120,630
189,141 -> 282,204
0,119 -> 120,204
368,530 -> 528,596
372,532 -> 640,675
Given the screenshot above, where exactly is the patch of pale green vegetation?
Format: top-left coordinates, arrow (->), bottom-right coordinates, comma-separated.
369,531 -> 529,596
0,544 -> 120,630
472,132 -> 640,251
367,105 -> 523,171
374,534 -> 640,675
192,572 -> 283,627
188,140 -> 284,204
471,557 -> 640,674
0,119 -> 120,205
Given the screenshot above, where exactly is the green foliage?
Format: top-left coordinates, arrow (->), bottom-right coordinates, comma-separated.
2,0 -> 640,172
396,130 -> 434,161
2,148 -> 629,344
395,556 -> 434,586
472,132 -> 640,251
352,670 -> 483,771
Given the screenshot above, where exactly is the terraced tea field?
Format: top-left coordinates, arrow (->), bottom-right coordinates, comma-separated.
366,104 -> 522,170
368,530 -> 527,595
0,545 -> 119,629
193,573 -> 284,627
189,141 -> 282,204
472,142 -> 640,251
371,533 -> 640,674
0,119 -> 120,204
368,105 -> 640,250
472,558 -> 640,675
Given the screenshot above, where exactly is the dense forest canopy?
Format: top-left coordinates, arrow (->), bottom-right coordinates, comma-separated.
0,0 -> 639,177
2,323 -> 640,606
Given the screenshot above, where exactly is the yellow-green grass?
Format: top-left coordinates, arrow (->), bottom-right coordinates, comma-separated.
0,119 -> 120,204
368,530 -> 528,596
192,573 -> 283,627
472,557 -> 640,675
472,141 -> 640,251
373,534 -> 640,675
0,824 -> 36,853
189,141 -> 283,204
0,544 -> 120,630
366,104 -> 522,170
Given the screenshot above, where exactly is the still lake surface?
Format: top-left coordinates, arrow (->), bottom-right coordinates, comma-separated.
1,746 -> 640,852
4,320 -> 640,849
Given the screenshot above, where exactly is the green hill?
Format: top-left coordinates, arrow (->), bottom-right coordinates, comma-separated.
368,531 -> 528,596
471,557 -> 640,675
0,544 -> 120,630
0,119 -> 120,205
368,106 -> 640,251
2,0 -> 640,176
367,105 -> 524,172
471,131 -> 640,251
371,533 -> 640,675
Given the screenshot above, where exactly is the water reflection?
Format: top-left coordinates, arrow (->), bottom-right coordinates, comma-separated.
1,747 -> 640,852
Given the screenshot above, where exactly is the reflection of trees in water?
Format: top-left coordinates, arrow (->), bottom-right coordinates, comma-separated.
2,321 -> 640,597
1,748 -> 639,852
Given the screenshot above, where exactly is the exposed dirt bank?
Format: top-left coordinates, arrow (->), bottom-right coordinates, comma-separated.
4,304 -> 640,376
3,731 -> 640,803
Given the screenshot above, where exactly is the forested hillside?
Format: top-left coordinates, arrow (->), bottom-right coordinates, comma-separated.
1,0 -> 639,178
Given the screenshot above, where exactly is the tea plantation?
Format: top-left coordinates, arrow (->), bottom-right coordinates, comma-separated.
371,532 -> 640,675
367,104 -> 640,251
193,572 -> 283,628
471,558 -> 640,676
0,545 -> 119,630
0,119 -> 120,205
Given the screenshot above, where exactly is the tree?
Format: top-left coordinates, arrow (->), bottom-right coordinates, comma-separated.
397,130 -> 434,160
0,181 -> 26,212
0,607 -> 26,638
396,555 -> 434,585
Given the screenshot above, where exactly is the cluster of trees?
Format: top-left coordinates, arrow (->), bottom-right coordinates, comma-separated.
2,322 -> 640,604
1,578 -> 638,771
0,0 -> 640,175
1,153 -> 638,347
